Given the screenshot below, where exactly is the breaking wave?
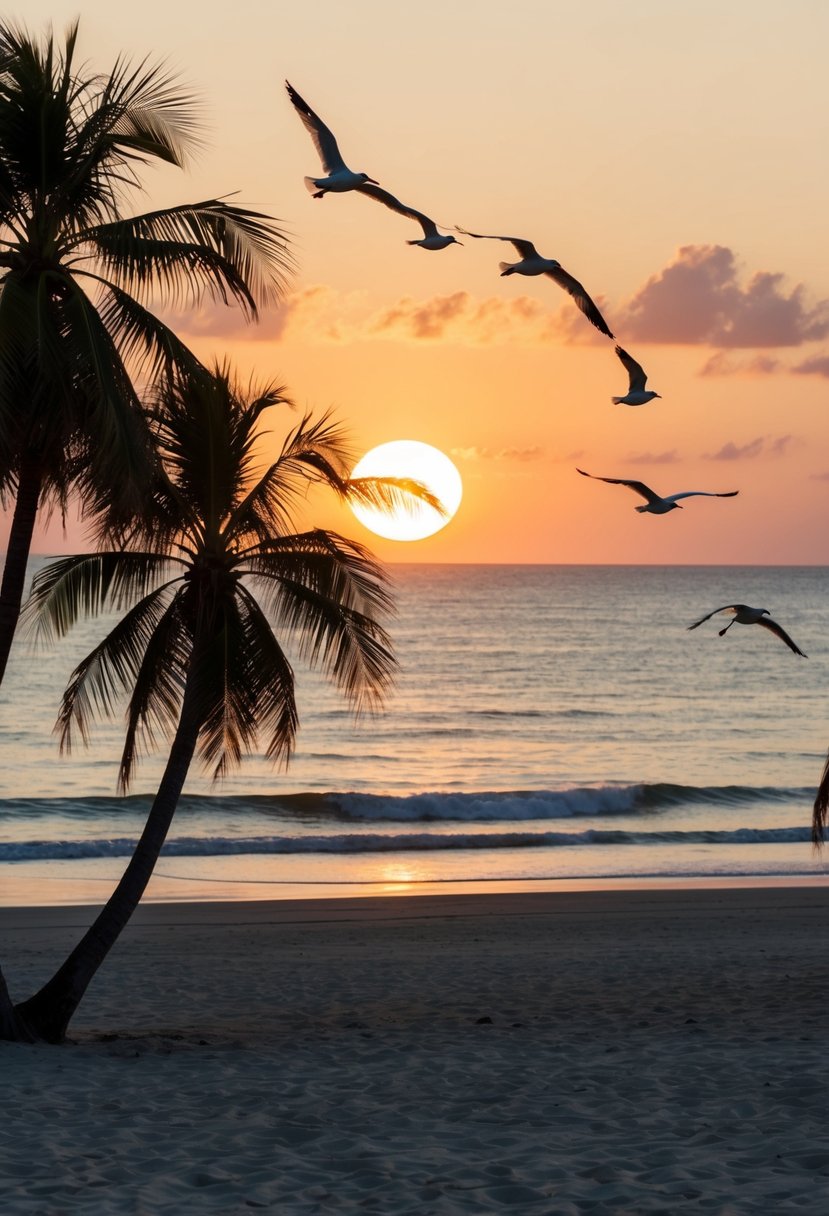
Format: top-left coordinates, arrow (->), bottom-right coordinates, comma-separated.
0,823 -> 812,863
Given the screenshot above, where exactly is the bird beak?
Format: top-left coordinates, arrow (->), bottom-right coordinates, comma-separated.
366,176 -> 379,185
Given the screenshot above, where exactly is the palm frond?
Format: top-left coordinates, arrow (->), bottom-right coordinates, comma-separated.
118,593 -> 191,790
242,533 -> 396,713
80,200 -> 294,314
345,476 -> 447,518
45,278 -> 155,511
193,590 -> 297,780
225,412 -> 355,545
95,54 -> 202,168
143,363 -> 292,549
813,752 -> 829,846
56,581 -> 182,754
0,279 -> 41,473
244,529 -> 394,619
93,277 -> 207,384
234,585 -> 298,767
24,551 -> 180,644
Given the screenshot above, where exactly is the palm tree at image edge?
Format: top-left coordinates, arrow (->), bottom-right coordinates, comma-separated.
0,18 -> 293,684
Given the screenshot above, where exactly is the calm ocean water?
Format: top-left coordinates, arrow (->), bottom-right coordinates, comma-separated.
1,561 -> 828,903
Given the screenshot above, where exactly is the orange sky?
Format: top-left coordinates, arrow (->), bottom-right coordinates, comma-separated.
6,0 -> 829,564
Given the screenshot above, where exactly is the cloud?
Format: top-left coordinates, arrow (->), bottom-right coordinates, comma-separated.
162,248 -> 829,357
625,450 -> 680,465
618,245 -> 829,348
698,352 -> 782,377
793,355 -> 829,377
769,435 -> 795,457
451,445 -> 544,462
706,438 -> 765,461
367,292 -> 583,346
158,285 -> 345,344
163,284 -> 604,348
704,435 -> 794,461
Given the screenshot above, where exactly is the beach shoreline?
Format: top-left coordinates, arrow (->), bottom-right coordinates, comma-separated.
5,885 -> 829,1213
2,865 -> 829,908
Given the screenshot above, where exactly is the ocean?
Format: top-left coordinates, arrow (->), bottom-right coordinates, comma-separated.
1,562 -> 828,904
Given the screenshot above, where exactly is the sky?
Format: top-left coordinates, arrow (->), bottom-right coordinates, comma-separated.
5,0 -> 829,564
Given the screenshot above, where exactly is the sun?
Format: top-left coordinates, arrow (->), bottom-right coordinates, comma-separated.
349,440 -> 463,541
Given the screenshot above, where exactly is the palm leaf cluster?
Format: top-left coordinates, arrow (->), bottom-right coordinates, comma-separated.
0,18 -> 293,514
26,366 -> 416,788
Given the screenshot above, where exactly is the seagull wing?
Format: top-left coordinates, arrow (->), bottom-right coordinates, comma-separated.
576,469 -> 659,504
758,617 -> 807,656
687,605 -> 741,630
357,184 -> 440,237
663,490 -> 739,504
615,346 -> 648,392
547,267 -> 614,338
455,228 -> 539,259
285,81 -> 347,173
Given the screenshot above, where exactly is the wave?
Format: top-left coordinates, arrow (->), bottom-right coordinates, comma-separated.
0,824 -> 813,862
320,784 -> 809,822
0,782 -> 811,826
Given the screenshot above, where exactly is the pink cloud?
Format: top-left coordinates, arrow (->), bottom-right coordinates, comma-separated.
769,435 -> 795,457
618,245 -> 829,348
159,286 -> 359,344
625,450 -> 680,465
367,291 -> 576,345
698,352 -> 782,377
793,355 -> 829,377
160,248 -> 829,358
704,435 -> 794,461
162,284 -> 608,349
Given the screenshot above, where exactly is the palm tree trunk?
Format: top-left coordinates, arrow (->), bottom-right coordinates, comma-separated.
0,454 -> 43,686
13,676 -> 201,1043
0,962 -> 35,1042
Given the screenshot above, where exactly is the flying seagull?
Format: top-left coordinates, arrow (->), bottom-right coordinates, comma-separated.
455,227 -> 613,338
687,604 -> 807,656
576,469 -> 738,515
613,346 -> 661,406
358,184 -> 461,250
286,81 -> 379,196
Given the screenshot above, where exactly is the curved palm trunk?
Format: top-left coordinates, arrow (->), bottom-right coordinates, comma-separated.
0,454 -> 43,686
0,962 -> 35,1042
13,679 -> 201,1043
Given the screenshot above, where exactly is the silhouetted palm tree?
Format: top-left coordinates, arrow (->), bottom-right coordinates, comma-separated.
0,19 -> 292,683
812,762 -> 829,845
9,364 -> 442,1042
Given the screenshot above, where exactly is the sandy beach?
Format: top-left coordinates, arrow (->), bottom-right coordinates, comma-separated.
3,885 -> 829,1214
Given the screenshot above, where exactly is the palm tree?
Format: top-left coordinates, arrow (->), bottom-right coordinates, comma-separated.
812,762 -> 829,845
7,364 -> 443,1042
0,19 -> 292,684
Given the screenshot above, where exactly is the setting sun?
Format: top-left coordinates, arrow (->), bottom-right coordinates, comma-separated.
349,440 -> 463,541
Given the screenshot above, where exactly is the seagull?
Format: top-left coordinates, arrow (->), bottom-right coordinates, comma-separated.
285,81 -> 379,196
687,604 -> 807,656
455,227 -> 613,338
613,346 -> 661,406
576,469 -> 739,515
358,184 -> 462,250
